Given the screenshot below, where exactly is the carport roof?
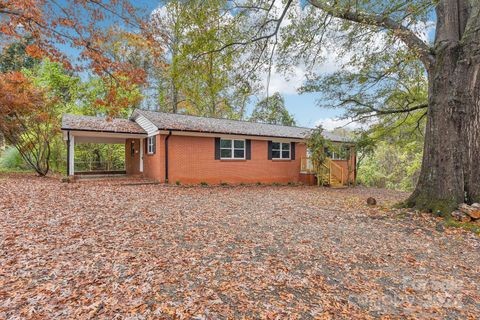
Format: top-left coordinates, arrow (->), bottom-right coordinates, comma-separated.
61,114 -> 146,134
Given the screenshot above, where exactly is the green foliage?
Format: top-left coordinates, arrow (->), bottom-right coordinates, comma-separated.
250,92 -> 296,126
176,180 -> 181,186
354,83 -> 426,192
306,125 -> 330,170
357,141 -> 422,191
0,146 -> 28,170
200,181 -> 209,186
0,37 -> 39,73
23,59 -> 80,109
74,144 -> 125,172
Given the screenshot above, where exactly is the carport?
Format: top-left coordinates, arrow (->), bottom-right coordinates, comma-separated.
61,114 -> 147,177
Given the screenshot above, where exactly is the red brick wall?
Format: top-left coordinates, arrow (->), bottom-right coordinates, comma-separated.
125,138 -> 141,175
300,173 -> 317,185
142,135 -> 165,181
126,134 -> 356,185
163,135 -> 307,184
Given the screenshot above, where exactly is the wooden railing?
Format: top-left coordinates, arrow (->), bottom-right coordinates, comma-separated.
301,157 -> 344,186
300,157 -> 315,173
328,158 -> 344,185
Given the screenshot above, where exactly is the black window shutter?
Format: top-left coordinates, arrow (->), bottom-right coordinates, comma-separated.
267,141 -> 272,160
215,138 -> 221,160
246,139 -> 251,160
144,138 -> 147,154
291,142 -> 296,160
152,136 -> 157,154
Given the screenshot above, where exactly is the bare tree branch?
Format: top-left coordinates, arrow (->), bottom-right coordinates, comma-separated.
308,0 -> 436,69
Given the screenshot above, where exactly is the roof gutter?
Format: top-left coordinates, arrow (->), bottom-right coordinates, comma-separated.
164,130 -> 172,183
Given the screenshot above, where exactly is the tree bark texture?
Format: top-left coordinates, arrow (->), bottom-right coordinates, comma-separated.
407,0 -> 480,213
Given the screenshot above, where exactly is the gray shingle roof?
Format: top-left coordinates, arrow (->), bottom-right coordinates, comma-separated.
134,109 -> 351,142
61,114 -> 146,134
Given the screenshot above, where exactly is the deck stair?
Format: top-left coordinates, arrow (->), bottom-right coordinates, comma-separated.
301,157 -> 347,188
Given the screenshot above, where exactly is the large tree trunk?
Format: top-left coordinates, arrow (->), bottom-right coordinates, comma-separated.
407,0 -> 480,213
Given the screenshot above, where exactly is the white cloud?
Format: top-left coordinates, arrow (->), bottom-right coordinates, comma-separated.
265,52 -> 351,95
266,65 -> 306,94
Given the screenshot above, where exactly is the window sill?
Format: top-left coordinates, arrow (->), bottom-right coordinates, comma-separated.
271,159 -> 292,161
220,159 -> 247,162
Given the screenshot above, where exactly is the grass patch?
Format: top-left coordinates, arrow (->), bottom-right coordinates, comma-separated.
444,219 -> 480,235
0,167 -> 33,173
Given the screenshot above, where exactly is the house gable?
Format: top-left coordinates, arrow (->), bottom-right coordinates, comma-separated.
131,111 -> 160,137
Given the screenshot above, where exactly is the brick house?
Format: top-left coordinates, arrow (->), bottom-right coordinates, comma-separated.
61,110 -> 356,186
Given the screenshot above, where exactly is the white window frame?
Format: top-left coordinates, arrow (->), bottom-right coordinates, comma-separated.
147,136 -> 155,154
220,138 -> 245,160
328,146 -> 348,160
272,141 -> 291,160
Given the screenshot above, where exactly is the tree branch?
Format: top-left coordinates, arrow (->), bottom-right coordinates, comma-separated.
308,0 -> 435,69
200,0 -> 293,56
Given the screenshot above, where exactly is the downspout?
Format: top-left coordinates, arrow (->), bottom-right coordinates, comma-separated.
165,130 -> 172,183
67,131 -> 71,176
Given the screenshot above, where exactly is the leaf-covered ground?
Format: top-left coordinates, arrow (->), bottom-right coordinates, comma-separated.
1,174 -> 479,319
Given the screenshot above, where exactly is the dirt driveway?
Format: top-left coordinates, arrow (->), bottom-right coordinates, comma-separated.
0,174 -> 479,319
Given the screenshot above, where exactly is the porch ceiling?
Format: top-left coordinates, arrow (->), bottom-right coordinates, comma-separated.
64,130 -> 147,144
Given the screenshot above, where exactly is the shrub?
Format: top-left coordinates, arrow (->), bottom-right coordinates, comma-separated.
0,146 -> 27,170
220,182 -> 229,186
175,180 -> 181,186
200,181 -> 208,186
256,182 -> 262,186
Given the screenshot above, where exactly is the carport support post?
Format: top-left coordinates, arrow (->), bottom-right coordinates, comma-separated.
67,132 -> 75,176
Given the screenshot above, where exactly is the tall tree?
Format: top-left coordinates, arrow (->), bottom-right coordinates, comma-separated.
223,0 -> 479,213
250,92 -> 296,126
150,0 -> 254,118
150,1 -> 186,113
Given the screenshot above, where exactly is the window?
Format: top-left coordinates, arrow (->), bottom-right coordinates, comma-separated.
147,136 -> 156,154
220,139 -> 245,159
325,146 -> 349,160
272,142 -> 290,159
